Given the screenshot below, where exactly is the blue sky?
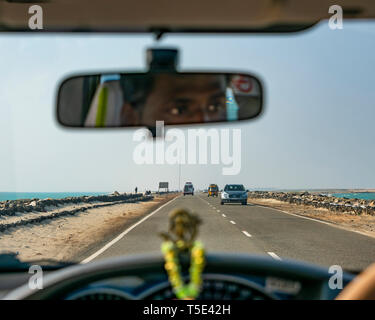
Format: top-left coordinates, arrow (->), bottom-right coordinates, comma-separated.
0,21 -> 375,192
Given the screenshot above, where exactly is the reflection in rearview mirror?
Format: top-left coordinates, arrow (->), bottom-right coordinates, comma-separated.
57,72 -> 263,128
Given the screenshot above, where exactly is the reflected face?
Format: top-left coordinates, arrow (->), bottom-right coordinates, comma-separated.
122,74 -> 227,127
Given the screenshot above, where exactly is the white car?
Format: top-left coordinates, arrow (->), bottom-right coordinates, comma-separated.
221,184 -> 248,205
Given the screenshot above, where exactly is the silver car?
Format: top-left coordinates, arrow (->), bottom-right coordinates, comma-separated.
221,184 -> 248,205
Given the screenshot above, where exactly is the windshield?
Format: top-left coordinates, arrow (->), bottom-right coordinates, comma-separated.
224,185 -> 245,192
1,21 -> 375,272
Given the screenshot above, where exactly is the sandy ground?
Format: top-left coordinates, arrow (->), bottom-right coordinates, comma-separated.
0,194 -> 177,263
248,197 -> 375,238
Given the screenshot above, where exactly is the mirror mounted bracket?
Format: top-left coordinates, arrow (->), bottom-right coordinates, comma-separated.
146,48 -> 179,138
147,126 -> 157,138
146,48 -> 179,73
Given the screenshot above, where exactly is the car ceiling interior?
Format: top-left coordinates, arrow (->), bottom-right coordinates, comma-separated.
0,0 -> 374,33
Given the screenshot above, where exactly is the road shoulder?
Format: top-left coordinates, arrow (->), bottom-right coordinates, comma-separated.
248,197 -> 375,239
0,194 -> 178,263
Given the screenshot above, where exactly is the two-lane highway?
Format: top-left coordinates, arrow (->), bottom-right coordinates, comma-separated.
83,193 -> 375,270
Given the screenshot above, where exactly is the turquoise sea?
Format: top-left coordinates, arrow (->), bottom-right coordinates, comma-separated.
332,192 -> 375,200
0,192 -> 109,201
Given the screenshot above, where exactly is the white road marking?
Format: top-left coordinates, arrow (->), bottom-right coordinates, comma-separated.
268,252 -> 282,260
255,204 -> 335,226
242,231 -> 252,238
222,214 -> 226,217
197,195 -> 212,208
230,220 -> 236,224
81,196 -> 180,264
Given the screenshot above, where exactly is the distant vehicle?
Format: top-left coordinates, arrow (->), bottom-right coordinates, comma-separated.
208,184 -> 219,197
221,184 -> 248,205
183,182 -> 194,196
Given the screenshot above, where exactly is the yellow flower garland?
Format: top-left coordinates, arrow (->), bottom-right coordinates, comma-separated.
161,240 -> 205,300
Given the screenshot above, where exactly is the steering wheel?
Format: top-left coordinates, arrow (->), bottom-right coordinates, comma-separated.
336,262 -> 375,300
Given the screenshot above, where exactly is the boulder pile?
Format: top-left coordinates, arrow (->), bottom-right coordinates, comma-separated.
0,193 -> 148,217
248,191 -> 375,216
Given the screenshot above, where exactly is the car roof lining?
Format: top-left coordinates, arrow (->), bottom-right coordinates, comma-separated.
0,0 -> 374,33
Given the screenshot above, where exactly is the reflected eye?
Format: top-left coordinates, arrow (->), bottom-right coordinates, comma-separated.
169,104 -> 188,116
207,101 -> 225,113
170,107 -> 179,115
207,104 -> 216,112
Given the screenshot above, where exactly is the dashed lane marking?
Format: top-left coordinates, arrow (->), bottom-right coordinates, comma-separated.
242,231 -> 252,238
268,252 -> 282,260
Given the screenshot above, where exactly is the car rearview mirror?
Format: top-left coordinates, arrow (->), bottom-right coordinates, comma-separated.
57,71 -> 263,130
57,48 -> 263,131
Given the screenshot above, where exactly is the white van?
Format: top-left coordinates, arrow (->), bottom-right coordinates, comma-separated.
183,182 -> 194,196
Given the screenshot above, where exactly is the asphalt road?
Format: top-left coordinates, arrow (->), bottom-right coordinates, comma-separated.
86,193 -> 375,271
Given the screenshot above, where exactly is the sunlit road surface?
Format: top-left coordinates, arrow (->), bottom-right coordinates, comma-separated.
83,193 -> 375,271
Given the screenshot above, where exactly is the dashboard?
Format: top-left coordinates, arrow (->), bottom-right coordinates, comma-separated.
3,253 -> 355,300
66,274 -> 279,300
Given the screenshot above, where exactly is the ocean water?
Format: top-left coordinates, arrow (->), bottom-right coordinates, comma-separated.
0,192 -> 109,201
332,192 -> 375,200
